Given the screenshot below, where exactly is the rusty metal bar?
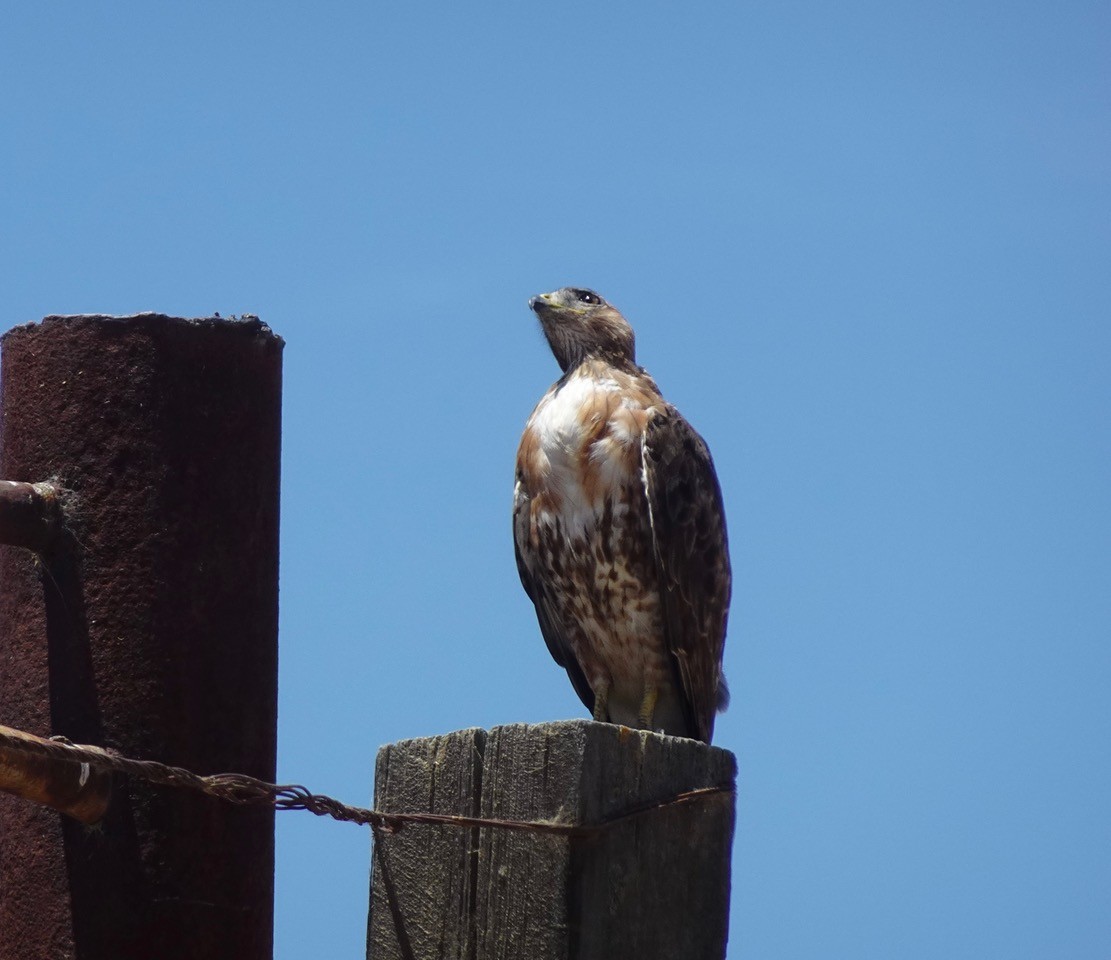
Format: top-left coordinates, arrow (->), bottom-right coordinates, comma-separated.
0,480 -> 61,551
0,722 -> 111,824
0,314 -> 283,960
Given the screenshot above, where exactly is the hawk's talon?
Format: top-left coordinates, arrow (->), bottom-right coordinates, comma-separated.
592,683 -> 610,723
637,685 -> 660,729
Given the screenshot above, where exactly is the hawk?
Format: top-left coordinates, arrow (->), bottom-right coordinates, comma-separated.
513,287 -> 731,743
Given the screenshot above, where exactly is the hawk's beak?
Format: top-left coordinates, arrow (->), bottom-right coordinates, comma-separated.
529,293 -> 553,312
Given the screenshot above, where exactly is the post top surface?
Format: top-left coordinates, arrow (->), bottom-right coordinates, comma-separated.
2,313 -> 284,347
381,719 -> 738,777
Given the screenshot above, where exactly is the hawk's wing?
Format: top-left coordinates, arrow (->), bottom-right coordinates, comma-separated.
643,407 -> 731,743
512,483 -> 596,713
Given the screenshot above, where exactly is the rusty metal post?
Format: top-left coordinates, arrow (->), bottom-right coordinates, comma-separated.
0,314 -> 283,960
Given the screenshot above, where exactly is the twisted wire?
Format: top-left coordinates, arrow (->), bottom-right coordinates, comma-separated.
0,724 -> 731,837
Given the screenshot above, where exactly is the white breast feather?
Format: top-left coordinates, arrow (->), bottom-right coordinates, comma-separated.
529,376 -> 615,449
527,374 -> 635,537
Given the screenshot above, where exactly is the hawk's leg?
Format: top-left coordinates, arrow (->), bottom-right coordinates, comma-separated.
638,685 -> 660,730
592,681 -> 610,722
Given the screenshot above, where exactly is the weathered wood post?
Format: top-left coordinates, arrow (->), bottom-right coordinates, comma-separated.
368,720 -> 736,960
0,314 -> 283,960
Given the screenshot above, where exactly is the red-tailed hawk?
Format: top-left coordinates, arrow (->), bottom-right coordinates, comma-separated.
513,287 -> 731,743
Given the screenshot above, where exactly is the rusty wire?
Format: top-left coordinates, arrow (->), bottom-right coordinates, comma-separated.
0,724 -> 732,838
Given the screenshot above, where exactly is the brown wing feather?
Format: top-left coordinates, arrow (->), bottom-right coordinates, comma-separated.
643,407 -> 731,743
512,483 -> 597,713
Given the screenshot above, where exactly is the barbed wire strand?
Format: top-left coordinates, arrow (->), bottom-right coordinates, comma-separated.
0,724 -> 732,838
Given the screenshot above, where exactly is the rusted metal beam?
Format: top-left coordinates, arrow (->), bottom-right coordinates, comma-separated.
0,314 -> 283,960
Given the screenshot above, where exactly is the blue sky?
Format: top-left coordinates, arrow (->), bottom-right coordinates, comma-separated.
4,2 -> 1109,957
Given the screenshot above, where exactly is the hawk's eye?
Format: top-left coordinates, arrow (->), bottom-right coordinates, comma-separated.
575,290 -> 601,305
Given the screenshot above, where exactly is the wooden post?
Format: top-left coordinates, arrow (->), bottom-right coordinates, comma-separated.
0,314 -> 283,960
368,720 -> 736,960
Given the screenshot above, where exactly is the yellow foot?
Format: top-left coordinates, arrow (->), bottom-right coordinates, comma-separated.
592,683 -> 610,722
637,686 -> 659,729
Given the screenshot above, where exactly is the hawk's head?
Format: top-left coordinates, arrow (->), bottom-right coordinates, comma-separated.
529,287 -> 635,373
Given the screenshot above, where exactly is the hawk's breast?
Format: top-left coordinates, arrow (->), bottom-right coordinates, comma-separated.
520,371 -> 645,517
